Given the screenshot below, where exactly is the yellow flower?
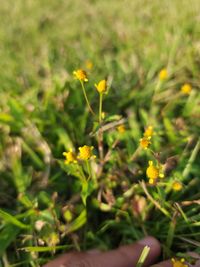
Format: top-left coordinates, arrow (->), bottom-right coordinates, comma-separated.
159,68 -> 168,81
47,232 -> 60,247
144,126 -> 153,138
63,150 -> 77,164
73,69 -> 88,82
172,181 -> 183,191
146,161 -> 164,184
140,137 -> 151,149
78,145 -> 96,160
85,60 -> 93,70
117,124 -> 126,133
95,80 -> 107,94
181,83 -> 192,95
171,258 -> 188,267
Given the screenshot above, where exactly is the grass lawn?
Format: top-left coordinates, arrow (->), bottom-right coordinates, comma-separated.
0,0 -> 200,266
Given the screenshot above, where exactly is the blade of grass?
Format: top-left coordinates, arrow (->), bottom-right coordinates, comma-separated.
0,209 -> 30,229
136,246 -> 150,267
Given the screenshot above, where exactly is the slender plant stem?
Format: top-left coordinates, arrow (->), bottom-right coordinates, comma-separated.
182,137 -> 200,180
80,81 -> 95,115
77,165 -> 87,182
86,160 -> 92,181
99,93 -> 103,123
98,131 -> 103,162
98,93 -> 104,162
140,180 -> 171,218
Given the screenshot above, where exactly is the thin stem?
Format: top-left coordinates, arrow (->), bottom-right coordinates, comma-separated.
182,137 -> 200,180
98,93 -> 104,161
130,147 -> 141,162
76,165 -> 87,182
80,81 -> 95,115
98,129 -> 104,162
151,80 -> 161,105
99,93 -> 103,123
140,180 -> 171,218
86,160 -> 92,181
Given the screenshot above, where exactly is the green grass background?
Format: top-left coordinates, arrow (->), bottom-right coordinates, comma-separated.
0,0 -> 200,266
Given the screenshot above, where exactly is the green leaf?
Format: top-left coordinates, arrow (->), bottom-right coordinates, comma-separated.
163,117 -> 177,143
0,113 -> 14,122
81,180 -> 89,206
0,209 -> 30,229
0,224 -> 20,256
20,245 -> 73,252
66,209 -> 87,233
22,140 -> 44,169
55,128 -> 74,150
104,115 -> 122,123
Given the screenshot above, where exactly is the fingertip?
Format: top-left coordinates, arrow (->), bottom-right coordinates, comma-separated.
138,236 -> 161,251
137,236 -> 161,266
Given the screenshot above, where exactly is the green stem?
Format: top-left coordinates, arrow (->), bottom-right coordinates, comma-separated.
86,160 -> 92,181
99,93 -> 103,123
77,165 -> 87,182
80,81 -> 95,115
182,137 -> 200,180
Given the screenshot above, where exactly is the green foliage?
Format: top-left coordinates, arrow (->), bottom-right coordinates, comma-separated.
0,0 -> 200,266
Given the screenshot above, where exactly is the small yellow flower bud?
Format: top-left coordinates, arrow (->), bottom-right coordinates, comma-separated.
181,83 -> 192,95
63,210 -> 73,223
85,60 -> 93,70
159,68 -> 168,81
95,80 -> 107,94
144,126 -> 153,138
117,124 -> 126,133
172,181 -> 183,191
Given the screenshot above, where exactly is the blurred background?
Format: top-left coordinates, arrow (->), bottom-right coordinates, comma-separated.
1,0 -> 200,92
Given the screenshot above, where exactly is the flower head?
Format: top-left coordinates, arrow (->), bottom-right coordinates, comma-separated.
144,126 -> 153,138
172,181 -> 183,191
78,145 -> 96,160
140,137 -> 151,149
73,69 -> 88,82
171,258 -> 188,267
95,79 -> 107,94
85,60 -> 93,70
159,68 -> 168,81
63,150 -> 77,164
117,124 -> 126,133
146,161 -> 164,184
181,83 -> 192,95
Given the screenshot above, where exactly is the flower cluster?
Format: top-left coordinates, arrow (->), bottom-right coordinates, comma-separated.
63,145 -> 96,164
140,126 -> 153,150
